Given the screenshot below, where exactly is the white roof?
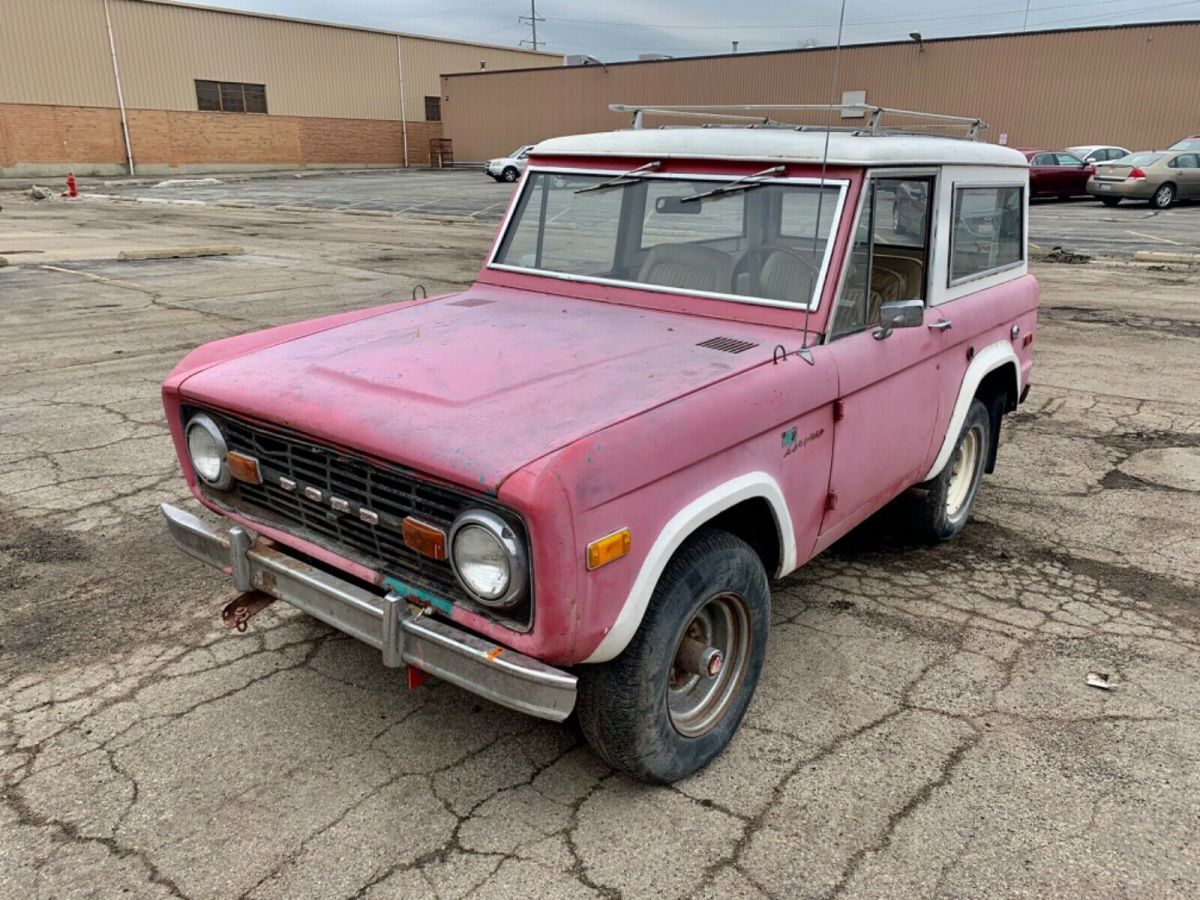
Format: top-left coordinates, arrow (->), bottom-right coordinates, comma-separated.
533,128 -> 1029,168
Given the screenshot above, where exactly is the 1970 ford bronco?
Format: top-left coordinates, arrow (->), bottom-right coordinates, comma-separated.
162,105 -> 1037,783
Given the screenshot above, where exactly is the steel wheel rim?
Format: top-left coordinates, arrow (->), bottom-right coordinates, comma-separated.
667,592 -> 751,738
945,425 -> 982,520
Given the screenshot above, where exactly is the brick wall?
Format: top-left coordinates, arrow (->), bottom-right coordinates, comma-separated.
0,103 -> 446,174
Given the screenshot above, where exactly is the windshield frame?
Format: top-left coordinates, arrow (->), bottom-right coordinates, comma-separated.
486,165 -> 850,313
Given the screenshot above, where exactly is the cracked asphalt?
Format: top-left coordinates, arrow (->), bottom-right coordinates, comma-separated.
1,192 -> 1198,899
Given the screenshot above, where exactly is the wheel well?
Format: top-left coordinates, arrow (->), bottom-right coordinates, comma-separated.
974,362 -> 1018,473
705,497 -> 781,576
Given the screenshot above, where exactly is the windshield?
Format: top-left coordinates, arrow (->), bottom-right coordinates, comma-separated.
491,171 -> 843,308
510,147 -> 529,158
1168,138 -> 1200,150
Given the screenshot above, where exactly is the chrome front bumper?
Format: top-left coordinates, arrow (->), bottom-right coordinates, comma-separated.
161,503 -> 576,722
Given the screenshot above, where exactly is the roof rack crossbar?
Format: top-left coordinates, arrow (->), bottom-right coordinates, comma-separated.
611,103 -> 989,141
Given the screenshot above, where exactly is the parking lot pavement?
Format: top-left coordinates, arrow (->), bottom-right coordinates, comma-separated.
1029,197 -> 1200,258
88,169 -> 519,221
2,195 -> 1199,899
81,168 -> 1200,257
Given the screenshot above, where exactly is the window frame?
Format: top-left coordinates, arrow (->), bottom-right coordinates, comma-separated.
947,182 -> 1027,288
487,165 -> 850,312
195,79 -> 267,114
824,171 -> 937,342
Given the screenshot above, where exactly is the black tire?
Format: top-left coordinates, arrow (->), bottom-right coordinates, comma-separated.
1150,183 -> 1176,209
1099,196 -> 1120,207
576,528 -> 770,783
501,166 -> 519,183
906,398 -> 991,543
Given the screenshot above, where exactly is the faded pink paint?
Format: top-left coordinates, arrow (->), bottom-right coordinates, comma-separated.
162,152 -> 1038,667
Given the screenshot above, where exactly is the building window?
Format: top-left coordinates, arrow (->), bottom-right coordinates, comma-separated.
196,80 -> 268,114
424,96 -> 441,122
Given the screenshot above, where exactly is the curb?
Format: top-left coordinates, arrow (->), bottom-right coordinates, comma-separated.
1134,250 -> 1200,265
117,246 -> 244,261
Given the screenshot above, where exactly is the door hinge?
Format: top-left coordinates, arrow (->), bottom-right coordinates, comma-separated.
833,399 -> 846,422
825,490 -> 838,512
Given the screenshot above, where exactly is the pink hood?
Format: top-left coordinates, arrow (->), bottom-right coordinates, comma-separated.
178,285 -> 792,491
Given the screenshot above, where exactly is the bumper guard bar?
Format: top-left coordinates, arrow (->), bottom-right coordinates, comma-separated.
161,503 -> 576,722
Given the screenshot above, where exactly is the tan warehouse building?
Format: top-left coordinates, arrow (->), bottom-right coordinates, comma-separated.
0,0 -> 560,176
441,21 -> 1200,162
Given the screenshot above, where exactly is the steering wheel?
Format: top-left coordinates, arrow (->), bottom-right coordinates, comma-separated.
732,244 -> 822,299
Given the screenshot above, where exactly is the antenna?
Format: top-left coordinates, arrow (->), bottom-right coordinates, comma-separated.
797,0 -> 848,365
519,0 -> 545,52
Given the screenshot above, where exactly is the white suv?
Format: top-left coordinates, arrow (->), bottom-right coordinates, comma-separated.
485,145 -> 534,182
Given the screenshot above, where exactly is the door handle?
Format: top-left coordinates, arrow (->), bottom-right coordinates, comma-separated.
928,319 -> 952,331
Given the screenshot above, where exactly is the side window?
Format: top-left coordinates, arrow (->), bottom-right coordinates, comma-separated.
1056,153 -> 1084,167
1032,153 -> 1054,166
830,177 -> 932,339
949,186 -> 1024,285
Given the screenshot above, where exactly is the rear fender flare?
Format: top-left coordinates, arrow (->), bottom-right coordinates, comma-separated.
923,341 -> 1020,481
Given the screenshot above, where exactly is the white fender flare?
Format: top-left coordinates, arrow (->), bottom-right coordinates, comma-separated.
582,472 -> 797,663
923,341 -> 1021,482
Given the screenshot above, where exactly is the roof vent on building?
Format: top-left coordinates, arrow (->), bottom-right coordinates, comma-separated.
696,336 -> 759,354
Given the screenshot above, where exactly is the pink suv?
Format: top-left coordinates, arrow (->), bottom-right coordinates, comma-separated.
162,108 -> 1038,782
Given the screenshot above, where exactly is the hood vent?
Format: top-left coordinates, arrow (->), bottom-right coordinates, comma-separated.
697,336 -> 758,354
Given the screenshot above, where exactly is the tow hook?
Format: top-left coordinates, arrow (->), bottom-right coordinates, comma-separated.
221,591 -> 277,632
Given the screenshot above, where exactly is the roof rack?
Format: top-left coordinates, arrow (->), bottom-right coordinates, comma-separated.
609,104 -> 989,141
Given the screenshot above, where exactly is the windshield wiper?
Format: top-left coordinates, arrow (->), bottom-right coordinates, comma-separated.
680,165 -> 786,203
574,160 -> 662,194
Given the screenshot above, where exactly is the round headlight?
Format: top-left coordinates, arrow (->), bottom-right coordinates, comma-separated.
449,510 -> 528,609
185,413 -> 231,489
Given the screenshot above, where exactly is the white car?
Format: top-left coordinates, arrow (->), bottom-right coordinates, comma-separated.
485,145 -> 535,182
1065,144 -> 1131,165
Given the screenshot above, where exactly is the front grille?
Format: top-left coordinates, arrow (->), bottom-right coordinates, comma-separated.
189,408 -> 531,628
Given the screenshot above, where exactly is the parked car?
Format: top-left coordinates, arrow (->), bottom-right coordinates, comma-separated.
161,110 -> 1038,783
1020,150 -> 1095,198
1088,150 -> 1200,208
1065,144 -> 1131,164
1168,135 -> 1200,151
484,145 -> 534,182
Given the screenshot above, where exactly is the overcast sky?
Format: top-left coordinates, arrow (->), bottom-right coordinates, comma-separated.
209,0 -> 1200,59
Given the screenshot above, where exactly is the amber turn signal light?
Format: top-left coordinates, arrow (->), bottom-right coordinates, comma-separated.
226,451 -> 262,485
403,517 -> 447,560
587,528 -> 631,571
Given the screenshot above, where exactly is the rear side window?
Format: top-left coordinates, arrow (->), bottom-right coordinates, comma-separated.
949,186 -> 1024,285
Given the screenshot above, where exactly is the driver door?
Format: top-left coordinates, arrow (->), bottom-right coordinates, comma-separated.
818,176 -> 947,544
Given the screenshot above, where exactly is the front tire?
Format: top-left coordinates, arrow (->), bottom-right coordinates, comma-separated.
576,528 -> 770,783
501,167 -> 519,183
906,398 -> 991,543
1150,183 -> 1176,209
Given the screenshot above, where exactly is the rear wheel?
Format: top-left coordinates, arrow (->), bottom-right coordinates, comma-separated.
905,399 -> 991,543
1099,196 -> 1121,207
576,528 -> 769,783
1151,183 -> 1176,209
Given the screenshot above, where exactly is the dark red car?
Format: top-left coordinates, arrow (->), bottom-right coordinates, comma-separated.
1020,150 -> 1095,198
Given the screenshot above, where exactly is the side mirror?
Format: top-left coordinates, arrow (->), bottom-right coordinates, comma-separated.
874,299 -> 924,340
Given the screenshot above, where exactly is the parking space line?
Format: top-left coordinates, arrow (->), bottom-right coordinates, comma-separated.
1125,230 -> 1183,246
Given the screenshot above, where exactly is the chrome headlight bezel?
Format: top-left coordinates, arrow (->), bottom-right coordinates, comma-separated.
448,509 -> 529,609
185,412 -> 232,490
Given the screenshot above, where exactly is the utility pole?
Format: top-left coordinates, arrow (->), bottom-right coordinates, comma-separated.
519,0 -> 544,51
